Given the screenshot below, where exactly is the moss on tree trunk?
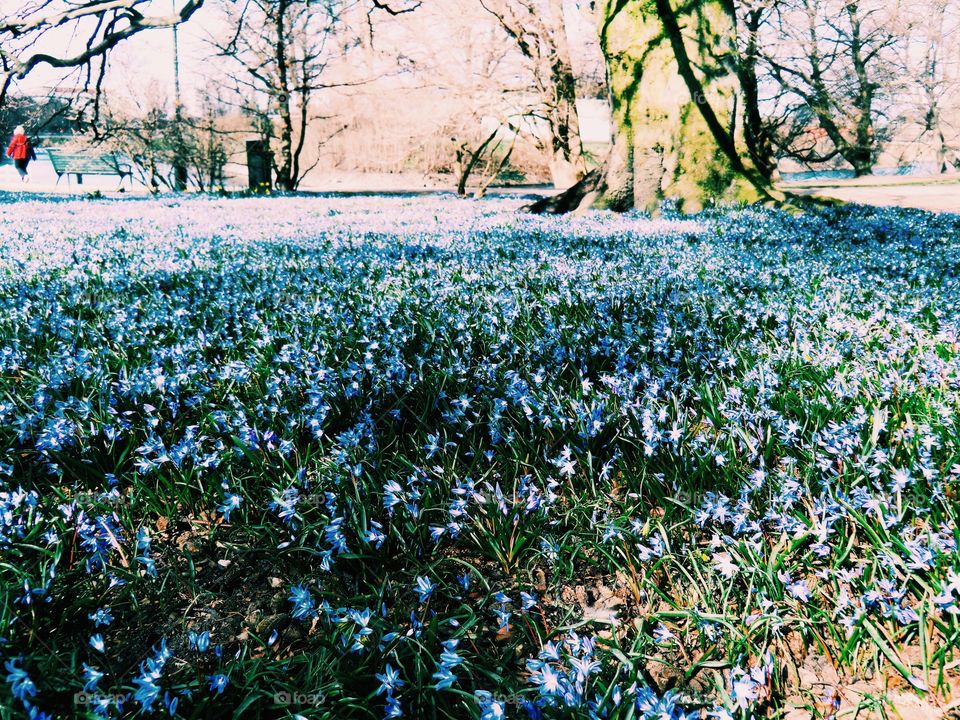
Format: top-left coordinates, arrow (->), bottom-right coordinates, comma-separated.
529,0 -> 777,214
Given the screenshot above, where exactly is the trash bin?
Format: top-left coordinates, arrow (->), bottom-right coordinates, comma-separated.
246,140 -> 272,193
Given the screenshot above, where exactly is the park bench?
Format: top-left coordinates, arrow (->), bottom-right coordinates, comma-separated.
45,148 -> 132,188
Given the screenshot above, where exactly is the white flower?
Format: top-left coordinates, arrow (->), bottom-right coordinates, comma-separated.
713,552 -> 739,579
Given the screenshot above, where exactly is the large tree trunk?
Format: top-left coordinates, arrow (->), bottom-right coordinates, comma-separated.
546,64 -> 586,188
545,0 -> 587,188
529,0 -> 777,214
847,2 -> 876,178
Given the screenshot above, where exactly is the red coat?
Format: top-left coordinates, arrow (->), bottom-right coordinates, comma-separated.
6,134 -> 34,161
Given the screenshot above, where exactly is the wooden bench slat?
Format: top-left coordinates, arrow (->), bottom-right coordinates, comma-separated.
44,149 -> 130,177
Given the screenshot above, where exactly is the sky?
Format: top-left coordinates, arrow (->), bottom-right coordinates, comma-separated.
8,0 -> 605,115
12,0 -> 219,111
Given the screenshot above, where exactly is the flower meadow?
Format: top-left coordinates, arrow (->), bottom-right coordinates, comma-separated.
1,193 -> 960,720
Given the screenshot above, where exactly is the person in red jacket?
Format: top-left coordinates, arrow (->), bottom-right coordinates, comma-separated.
6,125 -> 37,182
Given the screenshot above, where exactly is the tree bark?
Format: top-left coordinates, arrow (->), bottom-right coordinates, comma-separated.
739,6 -> 776,180
529,0 -> 777,214
846,1 -> 876,177
275,0 -> 296,192
544,0 -> 587,188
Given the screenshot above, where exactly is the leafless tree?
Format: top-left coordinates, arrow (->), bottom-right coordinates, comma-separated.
760,0 -> 902,176
0,1 -> 204,114
736,0 -> 779,179
0,90 -> 75,142
99,91 -> 182,192
478,0 -> 588,187
897,0 -> 960,172
93,72 -> 232,193
212,0 -> 360,191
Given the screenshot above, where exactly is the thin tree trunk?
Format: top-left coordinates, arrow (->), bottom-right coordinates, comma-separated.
476,137 -> 516,197
457,128 -> 500,196
847,2 -> 875,176
739,7 -> 776,179
275,0 -> 295,191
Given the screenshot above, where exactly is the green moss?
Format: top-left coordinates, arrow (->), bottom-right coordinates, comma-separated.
597,0 -> 772,212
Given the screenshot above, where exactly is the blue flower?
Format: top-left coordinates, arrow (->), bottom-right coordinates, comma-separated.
82,663 -> 104,692
4,660 -> 37,702
132,640 -> 171,713
385,693 -> 403,718
365,520 -> 386,549
433,638 -> 464,689
188,630 -> 211,653
433,666 -> 456,690
164,691 -> 179,715
289,584 -> 316,619
570,656 -> 601,684
530,662 -> 562,695
208,673 -> 229,694
375,663 -> 404,696
414,576 -> 435,603
88,607 -> 114,627
217,492 -> 242,522
476,690 -> 506,720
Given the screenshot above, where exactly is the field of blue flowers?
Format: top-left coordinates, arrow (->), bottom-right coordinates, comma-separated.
1,194 -> 959,719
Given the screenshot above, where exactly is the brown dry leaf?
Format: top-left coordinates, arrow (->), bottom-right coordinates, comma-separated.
610,478 -> 623,501
533,568 -> 547,592
786,631 -> 807,661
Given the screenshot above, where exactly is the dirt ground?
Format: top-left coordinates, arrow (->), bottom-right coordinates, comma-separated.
783,176 -> 960,214
3,165 -> 960,214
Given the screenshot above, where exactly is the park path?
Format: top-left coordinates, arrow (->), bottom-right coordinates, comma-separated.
784,177 -> 960,214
